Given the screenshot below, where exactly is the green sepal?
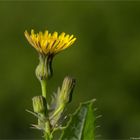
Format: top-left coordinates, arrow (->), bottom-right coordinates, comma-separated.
35,54 -> 53,81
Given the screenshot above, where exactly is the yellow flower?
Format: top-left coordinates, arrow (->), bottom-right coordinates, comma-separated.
24,29 -> 76,55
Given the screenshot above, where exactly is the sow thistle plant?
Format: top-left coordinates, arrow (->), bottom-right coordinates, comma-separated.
24,29 -> 98,140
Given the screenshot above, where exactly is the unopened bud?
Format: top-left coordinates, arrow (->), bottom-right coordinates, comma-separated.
60,76 -> 76,104
49,76 -> 76,127
32,96 -> 47,114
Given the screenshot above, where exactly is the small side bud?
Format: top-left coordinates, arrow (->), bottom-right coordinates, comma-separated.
60,76 -> 76,104
32,96 -> 47,114
49,76 -> 76,127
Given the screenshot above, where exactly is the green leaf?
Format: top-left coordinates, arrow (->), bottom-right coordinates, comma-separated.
60,99 -> 96,140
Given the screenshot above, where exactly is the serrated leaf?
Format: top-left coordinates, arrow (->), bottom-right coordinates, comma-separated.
60,99 -> 96,140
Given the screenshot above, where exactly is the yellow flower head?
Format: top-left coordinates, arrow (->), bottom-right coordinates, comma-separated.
24,29 -> 76,55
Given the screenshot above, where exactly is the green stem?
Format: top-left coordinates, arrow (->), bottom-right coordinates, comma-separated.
44,121 -> 52,140
41,79 -> 47,98
40,80 -> 52,140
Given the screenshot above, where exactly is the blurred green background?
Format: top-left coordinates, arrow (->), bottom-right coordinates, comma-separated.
0,1 -> 140,139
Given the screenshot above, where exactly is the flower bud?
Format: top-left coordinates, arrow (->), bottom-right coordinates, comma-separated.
49,76 -> 76,127
32,96 -> 47,114
60,76 -> 76,104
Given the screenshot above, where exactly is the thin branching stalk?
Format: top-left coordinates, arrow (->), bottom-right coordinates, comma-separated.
41,79 -> 47,98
